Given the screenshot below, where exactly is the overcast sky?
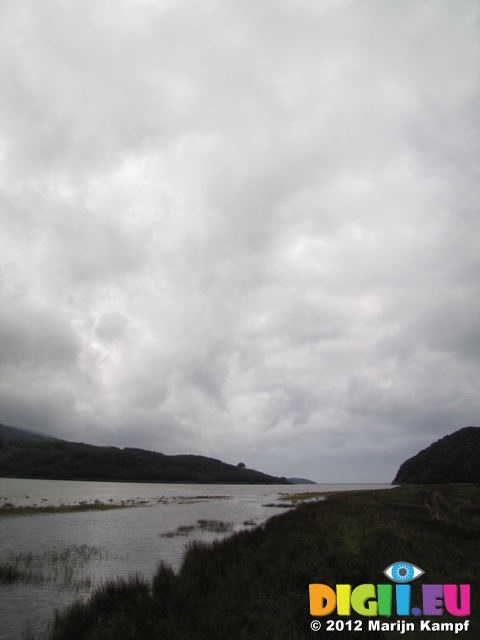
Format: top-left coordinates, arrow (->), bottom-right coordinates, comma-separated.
0,0 -> 478,482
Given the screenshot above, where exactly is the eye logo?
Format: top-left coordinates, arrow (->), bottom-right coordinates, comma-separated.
383,561 -> 424,583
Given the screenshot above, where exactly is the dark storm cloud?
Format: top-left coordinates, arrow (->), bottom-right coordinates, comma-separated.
0,0 -> 478,481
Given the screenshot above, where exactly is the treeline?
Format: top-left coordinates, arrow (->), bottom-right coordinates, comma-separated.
392,426 -> 480,484
0,438 -> 288,484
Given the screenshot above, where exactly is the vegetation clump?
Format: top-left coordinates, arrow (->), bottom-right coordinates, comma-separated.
159,519 -> 234,538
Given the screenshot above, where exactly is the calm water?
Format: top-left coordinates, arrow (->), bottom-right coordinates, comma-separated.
0,478 -> 391,639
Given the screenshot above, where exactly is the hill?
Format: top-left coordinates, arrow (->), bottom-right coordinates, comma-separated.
0,429 -> 287,484
392,426 -> 480,484
0,423 -> 58,443
286,477 -> 317,484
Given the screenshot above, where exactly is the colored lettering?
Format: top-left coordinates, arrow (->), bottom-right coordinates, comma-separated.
351,584 -> 377,616
395,584 -> 410,615
423,584 -> 444,616
444,584 -> 470,616
336,584 -> 351,616
309,584 -> 336,616
377,584 -> 392,616
309,581 -> 470,618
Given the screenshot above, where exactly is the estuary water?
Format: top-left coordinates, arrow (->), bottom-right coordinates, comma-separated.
0,478 -> 391,639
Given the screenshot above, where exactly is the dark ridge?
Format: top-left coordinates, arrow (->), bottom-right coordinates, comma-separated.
286,477 -> 317,484
392,426 -> 480,484
0,423 -> 58,443
0,424 -> 288,484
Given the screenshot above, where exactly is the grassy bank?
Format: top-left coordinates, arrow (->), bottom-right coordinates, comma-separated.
31,485 -> 479,639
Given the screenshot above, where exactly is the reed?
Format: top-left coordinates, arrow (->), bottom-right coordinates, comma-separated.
159,519 -> 234,537
0,544 -> 109,591
197,519 -> 233,533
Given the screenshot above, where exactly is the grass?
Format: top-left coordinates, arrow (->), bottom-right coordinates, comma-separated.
0,494 -> 233,516
278,491 -> 327,502
159,524 -> 197,538
0,544 -> 110,591
0,501 -> 143,517
24,485 -> 480,639
197,519 -> 234,533
156,495 -> 232,505
159,519 -> 234,538
243,518 -> 256,526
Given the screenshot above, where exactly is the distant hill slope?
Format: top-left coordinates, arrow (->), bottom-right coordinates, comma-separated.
0,423 -> 58,443
0,426 -> 288,484
287,477 -> 317,484
392,426 -> 480,484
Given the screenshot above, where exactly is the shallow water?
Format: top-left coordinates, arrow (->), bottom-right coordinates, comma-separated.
0,479 -> 391,639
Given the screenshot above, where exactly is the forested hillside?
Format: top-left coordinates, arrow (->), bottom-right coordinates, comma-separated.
0,437 -> 287,484
392,426 -> 480,484
0,423 -> 57,443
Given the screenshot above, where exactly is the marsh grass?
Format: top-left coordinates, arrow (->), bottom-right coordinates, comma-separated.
243,518 -> 256,526
26,485 -> 480,639
155,495 -> 232,505
180,495 -> 231,500
279,491 -> 327,502
159,519 -> 233,538
264,490 -> 329,509
0,502 -> 134,517
0,544 -> 110,591
159,524 -> 196,538
197,519 -> 233,533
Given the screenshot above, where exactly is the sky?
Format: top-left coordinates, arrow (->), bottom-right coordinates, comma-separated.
0,0 -> 479,483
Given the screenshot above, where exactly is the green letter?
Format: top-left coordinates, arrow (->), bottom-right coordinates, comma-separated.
351,584 -> 378,616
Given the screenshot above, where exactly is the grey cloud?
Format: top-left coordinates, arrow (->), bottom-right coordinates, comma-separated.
94,312 -> 129,343
0,0 -> 478,482
0,303 -> 79,369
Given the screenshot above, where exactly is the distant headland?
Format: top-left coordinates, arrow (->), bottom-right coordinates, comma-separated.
392,426 -> 480,484
0,423 -> 289,484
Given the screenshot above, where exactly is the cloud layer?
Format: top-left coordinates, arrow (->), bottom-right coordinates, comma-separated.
1,0 -> 479,481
